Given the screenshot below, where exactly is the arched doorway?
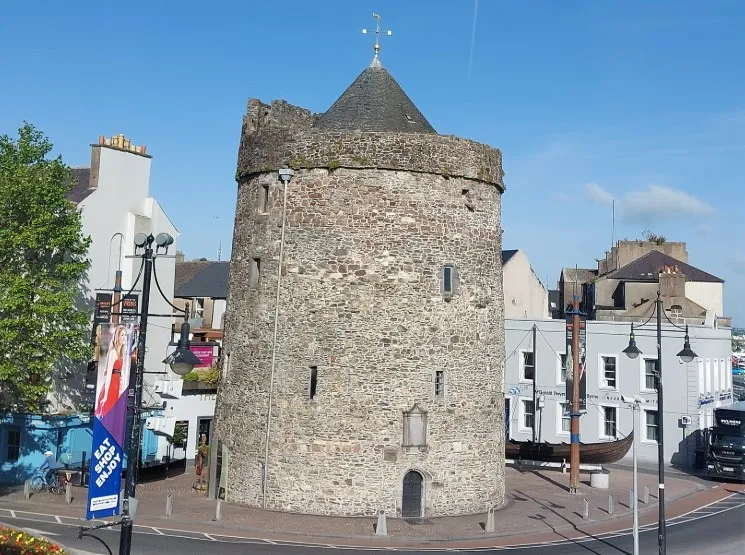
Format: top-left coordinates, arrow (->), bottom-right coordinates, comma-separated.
402,470 -> 423,518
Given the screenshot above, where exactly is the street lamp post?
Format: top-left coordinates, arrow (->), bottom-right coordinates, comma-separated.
622,395 -> 643,555
622,291 -> 698,555
117,233 -> 202,555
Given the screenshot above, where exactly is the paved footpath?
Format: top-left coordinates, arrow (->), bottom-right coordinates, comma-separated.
1,465 -> 742,549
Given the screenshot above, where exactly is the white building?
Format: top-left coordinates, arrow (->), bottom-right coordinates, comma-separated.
502,249 -> 549,320
504,318 -> 733,466
61,134 -> 209,463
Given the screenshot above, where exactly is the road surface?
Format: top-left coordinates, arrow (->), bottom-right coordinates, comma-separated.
1,493 -> 743,554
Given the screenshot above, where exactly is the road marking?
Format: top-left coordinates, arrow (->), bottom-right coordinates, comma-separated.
203,533 -> 217,541
9,510 -> 15,518
54,515 -> 62,524
152,527 -> 165,535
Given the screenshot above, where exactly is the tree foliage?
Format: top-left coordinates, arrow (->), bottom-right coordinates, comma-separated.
0,123 -> 91,411
642,229 -> 667,244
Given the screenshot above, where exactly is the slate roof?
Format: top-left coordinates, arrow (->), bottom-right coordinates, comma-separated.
609,250 -> 723,283
501,249 -> 519,266
175,261 -> 230,298
313,66 -> 436,134
561,268 -> 598,283
65,167 -> 96,205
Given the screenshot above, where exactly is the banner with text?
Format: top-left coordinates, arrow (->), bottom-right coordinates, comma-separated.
86,323 -> 137,520
565,316 -> 587,412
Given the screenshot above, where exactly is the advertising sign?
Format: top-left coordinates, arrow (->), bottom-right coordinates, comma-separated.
190,345 -> 214,368
90,293 -> 112,345
87,323 -> 137,520
120,294 -> 139,324
565,316 -> 587,412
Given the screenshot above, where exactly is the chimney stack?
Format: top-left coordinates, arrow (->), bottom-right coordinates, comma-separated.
95,134 -> 147,155
658,265 -> 686,298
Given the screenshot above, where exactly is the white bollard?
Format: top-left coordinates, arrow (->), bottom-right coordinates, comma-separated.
65,482 -> 72,504
485,507 -> 496,533
215,500 -> 222,522
375,509 -> 387,536
643,485 -> 649,504
24,480 -> 30,499
166,494 -> 173,516
629,489 -> 634,511
582,499 -> 589,519
608,494 -> 614,515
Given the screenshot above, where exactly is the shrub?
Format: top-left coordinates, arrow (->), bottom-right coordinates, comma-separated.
182,370 -> 200,382
0,526 -> 68,554
201,368 -> 220,386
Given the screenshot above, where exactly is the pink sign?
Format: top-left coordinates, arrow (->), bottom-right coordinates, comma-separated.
190,345 -> 214,368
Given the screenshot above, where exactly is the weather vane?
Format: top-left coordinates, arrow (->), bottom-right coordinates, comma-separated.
362,12 -> 392,66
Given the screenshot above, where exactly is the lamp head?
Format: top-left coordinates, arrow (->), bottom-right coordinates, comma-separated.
155,233 -> 174,254
162,322 -> 202,376
623,323 -> 642,360
134,233 -> 150,249
677,325 -> 697,364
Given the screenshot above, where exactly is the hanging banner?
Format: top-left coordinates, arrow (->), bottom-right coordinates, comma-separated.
120,294 -> 139,324
87,323 -> 137,520
565,316 -> 587,412
90,293 -> 112,345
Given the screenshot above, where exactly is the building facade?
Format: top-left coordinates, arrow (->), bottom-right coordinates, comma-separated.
502,249 -> 549,320
505,318 -> 734,466
215,56 -> 507,517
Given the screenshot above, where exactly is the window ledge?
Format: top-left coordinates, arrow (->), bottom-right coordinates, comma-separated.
599,386 -> 618,391
641,439 -> 659,446
599,435 -> 619,441
402,445 -> 428,454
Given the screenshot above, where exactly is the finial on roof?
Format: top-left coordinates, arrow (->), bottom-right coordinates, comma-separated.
362,12 -> 392,68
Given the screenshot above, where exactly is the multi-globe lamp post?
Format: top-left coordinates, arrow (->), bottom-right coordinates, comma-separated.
118,232 -> 202,555
621,291 -> 698,555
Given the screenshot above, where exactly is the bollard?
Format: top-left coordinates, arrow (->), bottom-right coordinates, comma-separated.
24,480 -> 30,499
629,489 -> 634,511
215,500 -> 223,522
485,507 -> 496,533
65,482 -> 72,504
643,485 -> 649,505
608,494 -> 614,515
562,459 -> 567,475
375,509 -> 387,536
166,494 -> 173,517
582,499 -> 589,519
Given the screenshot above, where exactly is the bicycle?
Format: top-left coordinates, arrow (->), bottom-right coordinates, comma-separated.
29,467 -> 66,495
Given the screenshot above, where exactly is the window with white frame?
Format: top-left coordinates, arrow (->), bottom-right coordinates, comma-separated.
705,358 -> 711,393
522,399 -> 535,430
644,359 -> 657,391
719,358 -> 732,391
520,351 -> 535,381
602,406 -> 618,438
560,401 -> 571,433
712,359 -> 719,393
558,353 -> 569,383
644,410 -> 659,442
601,356 -> 617,388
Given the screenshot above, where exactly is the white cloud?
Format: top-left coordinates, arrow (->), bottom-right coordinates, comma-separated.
585,182 -> 615,205
621,184 -> 714,224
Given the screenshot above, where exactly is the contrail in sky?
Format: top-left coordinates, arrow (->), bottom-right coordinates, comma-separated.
468,0 -> 479,79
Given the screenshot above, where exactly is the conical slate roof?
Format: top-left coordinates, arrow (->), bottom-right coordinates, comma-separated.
313,65 -> 436,134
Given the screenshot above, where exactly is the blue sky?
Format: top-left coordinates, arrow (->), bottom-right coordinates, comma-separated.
1,0 -> 743,324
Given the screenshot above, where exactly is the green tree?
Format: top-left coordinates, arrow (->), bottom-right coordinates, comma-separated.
0,123 -> 91,411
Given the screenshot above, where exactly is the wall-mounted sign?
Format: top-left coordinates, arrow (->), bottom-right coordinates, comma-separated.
91,293 -> 113,346
190,345 -> 214,368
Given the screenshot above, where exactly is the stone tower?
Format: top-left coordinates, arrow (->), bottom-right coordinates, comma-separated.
215,53 -> 507,517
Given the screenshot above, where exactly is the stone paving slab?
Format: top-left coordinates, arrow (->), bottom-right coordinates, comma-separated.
0,465 -> 706,542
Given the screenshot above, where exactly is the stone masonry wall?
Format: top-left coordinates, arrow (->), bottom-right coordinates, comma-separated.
236,99 -> 504,190
216,163 -> 506,517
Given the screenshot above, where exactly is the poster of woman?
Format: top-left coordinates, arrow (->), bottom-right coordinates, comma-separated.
94,323 -> 136,447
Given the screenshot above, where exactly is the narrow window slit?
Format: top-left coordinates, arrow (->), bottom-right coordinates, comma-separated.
309,366 -> 318,400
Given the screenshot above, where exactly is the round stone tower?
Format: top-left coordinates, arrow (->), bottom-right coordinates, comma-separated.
215,56 -> 506,518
